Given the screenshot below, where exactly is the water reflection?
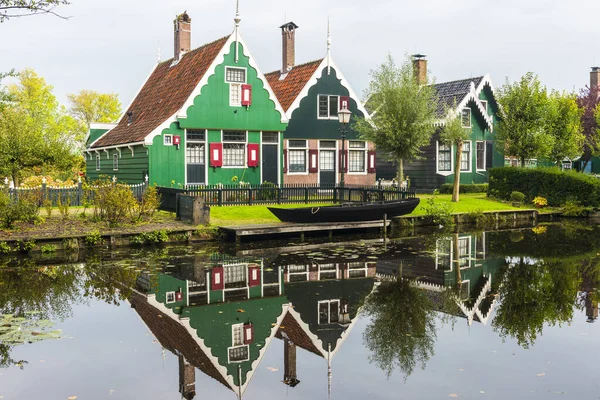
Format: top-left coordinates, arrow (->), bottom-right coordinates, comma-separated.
0,223 -> 599,398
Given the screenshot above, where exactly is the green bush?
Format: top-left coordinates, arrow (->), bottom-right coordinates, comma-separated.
510,191 -> 525,203
0,189 -> 41,228
257,181 -> 278,200
561,200 -> 594,217
40,244 -> 57,254
0,241 -> 11,254
15,239 -> 36,252
131,230 -> 169,245
439,184 -> 488,194
422,196 -> 454,227
85,230 -> 103,246
92,179 -> 137,226
489,167 -> 600,206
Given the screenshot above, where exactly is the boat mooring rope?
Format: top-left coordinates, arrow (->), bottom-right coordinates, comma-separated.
311,207 -> 320,214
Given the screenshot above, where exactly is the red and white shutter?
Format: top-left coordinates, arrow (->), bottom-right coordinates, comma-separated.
308,149 -> 319,173
367,150 -> 376,173
241,84 -> 252,106
211,266 -> 224,290
247,143 -> 259,167
175,291 -> 183,302
248,265 -> 261,287
339,96 -> 350,110
210,143 -> 223,167
243,323 -> 254,344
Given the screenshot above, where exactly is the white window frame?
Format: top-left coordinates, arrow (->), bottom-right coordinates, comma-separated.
317,94 -> 340,120
480,100 -> 488,113
460,141 -> 472,172
461,108 -> 472,128
225,66 -> 247,107
287,139 -> 309,175
476,141 -> 486,171
222,130 -> 247,168
436,141 -> 453,176
348,141 -> 367,175
165,291 -> 176,304
227,323 -> 249,363
95,154 -> 101,171
113,153 -> 119,171
317,299 -> 341,325
228,345 -> 250,363
164,134 -> 173,146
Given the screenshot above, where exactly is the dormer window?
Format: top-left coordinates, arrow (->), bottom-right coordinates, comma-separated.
318,95 -> 339,119
225,67 -> 247,106
461,108 -> 471,128
480,100 -> 488,113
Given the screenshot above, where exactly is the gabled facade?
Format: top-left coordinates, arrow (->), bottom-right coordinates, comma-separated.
376,57 -> 504,189
85,12 -> 287,187
265,23 -> 375,186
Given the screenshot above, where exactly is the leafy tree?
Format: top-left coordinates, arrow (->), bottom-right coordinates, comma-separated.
576,86 -> 600,171
355,55 -> 439,182
0,0 -> 70,21
0,69 -> 79,185
496,72 -> 554,166
546,90 -> 583,165
439,108 -> 471,202
67,90 -> 121,147
362,275 -> 437,379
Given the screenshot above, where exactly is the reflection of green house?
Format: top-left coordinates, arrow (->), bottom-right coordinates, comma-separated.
132,262 -> 289,399
85,10 -> 287,187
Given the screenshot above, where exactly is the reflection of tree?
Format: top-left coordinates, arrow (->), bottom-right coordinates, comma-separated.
362,276 -> 437,379
492,257 -> 581,348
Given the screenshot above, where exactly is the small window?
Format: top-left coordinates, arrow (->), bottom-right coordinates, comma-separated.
329,96 -> 339,117
289,139 -> 307,148
438,142 -> 451,172
318,95 -> 339,119
461,142 -> 470,171
164,135 -> 173,146
223,131 -> 246,142
225,67 -> 246,83
289,149 -> 306,173
187,130 -> 206,141
349,141 -> 366,149
349,141 -> 366,173
113,154 -> 119,171
223,131 -> 246,167
232,323 -> 244,346
228,346 -> 249,362
461,108 -> 471,128
318,95 -> 329,118
96,154 -> 101,171
319,140 -> 336,149
230,83 -> 241,106
166,291 -> 176,304
476,141 -> 485,170
262,132 -> 278,143
318,300 -> 341,325
480,100 -> 488,113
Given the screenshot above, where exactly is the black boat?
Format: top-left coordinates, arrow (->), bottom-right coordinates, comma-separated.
267,198 -> 420,223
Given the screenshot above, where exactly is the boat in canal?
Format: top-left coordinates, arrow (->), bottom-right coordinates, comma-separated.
267,198 -> 420,223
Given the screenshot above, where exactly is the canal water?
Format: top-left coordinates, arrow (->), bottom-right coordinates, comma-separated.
0,222 -> 598,399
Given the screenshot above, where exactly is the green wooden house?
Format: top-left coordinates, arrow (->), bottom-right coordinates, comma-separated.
376,57 -> 504,189
264,23 -> 374,187
85,11 -> 287,187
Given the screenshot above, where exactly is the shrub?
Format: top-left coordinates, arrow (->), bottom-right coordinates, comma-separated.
257,181 -> 278,201
439,184 -> 488,194
131,230 -> 169,245
43,199 -> 53,218
489,167 -> 600,206
561,200 -> 594,217
62,238 -> 79,252
85,230 -> 104,246
532,196 -> 548,208
463,208 -> 495,229
40,244 -> 57,254
510,191 -> 525,203
0,241 -> 11,254
92,179 -> 137,226
15,239 -> 36,252
422,196 -> 454,227
131,185 -> 161,221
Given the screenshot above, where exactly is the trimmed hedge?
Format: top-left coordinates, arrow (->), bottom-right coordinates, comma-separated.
439,184 -> 488,194
488,167 -> 600,206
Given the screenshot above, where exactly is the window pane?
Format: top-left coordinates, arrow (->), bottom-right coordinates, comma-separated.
288,140 -> 306,148
223,131 -> 246,142
319,303 -> 329,324
476,141 -> 485,170
232,324 -> 243,346
329,96 -> 338,117
461,108 -> 471,127
226,68 -> 246,83
223,143 -> 245,166
318,95 -> 328,117
329,301 -> 339,323
262,132 -> 278,143
320,151 -> 335,171
438,142 -> 451,172
187,130 -> 206,141
186,143 -> 205,164
113,154 -> 118,170
289,150 -> 306,172
349,150 -> 365,172
230,83 -> 241,105
320,141 -> 336,148
349,141 -> 365,148
229,346 -> 248,362
461,142 -> 470,171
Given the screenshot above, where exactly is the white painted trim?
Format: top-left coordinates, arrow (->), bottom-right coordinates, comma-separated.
95,154 -> 101,171
89,142 -> 146,153
221,130 -> 247,169
127,145 -> 135,157
316,94 -> 340,120
286,139 -> 309,175
163,134 -> 174,146
285,58 -> 370,120
113,153 -> 119,171
460,140 -> 472,173
347,141 -> 368,175
104,149 -> 110,159
436,140 -> 454,176
165,291 -> 176,304
437,80 -> 494,132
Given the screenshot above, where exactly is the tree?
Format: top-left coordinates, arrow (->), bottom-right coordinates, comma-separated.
439,108 -> 471,202
67,90 -> 121,147
577,86 -> 600,171
0,0 -> 70,22
496,72 -> 554,166
546,90 -> 583,165
0,69 -> 78,185
355,54 -> 439,182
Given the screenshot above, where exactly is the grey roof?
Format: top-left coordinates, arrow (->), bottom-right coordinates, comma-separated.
432,76 -> 484,117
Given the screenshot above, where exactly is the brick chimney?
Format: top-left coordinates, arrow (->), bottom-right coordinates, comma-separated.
412,54 -> 427,85
178,354 -> 196,399
174,12 -> 192,61
283,338 -> 300,387
280,22 -> 299,72
591,67 -> 600,90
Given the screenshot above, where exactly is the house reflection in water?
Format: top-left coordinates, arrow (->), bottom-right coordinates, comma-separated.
129,255 -> 376,399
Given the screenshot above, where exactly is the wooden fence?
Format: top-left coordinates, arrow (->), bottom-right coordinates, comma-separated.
158,183 -> 416,212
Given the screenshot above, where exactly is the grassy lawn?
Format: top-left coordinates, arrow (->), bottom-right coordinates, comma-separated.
210,194 -> 525,225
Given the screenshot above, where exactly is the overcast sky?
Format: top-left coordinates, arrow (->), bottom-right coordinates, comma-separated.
2,0 -> 599,108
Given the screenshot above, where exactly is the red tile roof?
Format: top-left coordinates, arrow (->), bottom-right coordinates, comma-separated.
275,311 -> 323,357
264,59 -> 323,112
92,36 -> 230,148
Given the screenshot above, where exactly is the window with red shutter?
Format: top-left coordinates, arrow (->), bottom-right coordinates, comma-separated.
247,143 -> 259,167
308,149 -> 319,173
367,150 -> 376,173
241,84 -> 252,106
209,143 -> 223,167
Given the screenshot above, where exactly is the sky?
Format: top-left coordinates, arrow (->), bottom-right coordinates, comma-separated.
1,0 -> 600,108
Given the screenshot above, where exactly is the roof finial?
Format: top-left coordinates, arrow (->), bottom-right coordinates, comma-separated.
326,17 -> 332,75
234,0 -> 241,63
